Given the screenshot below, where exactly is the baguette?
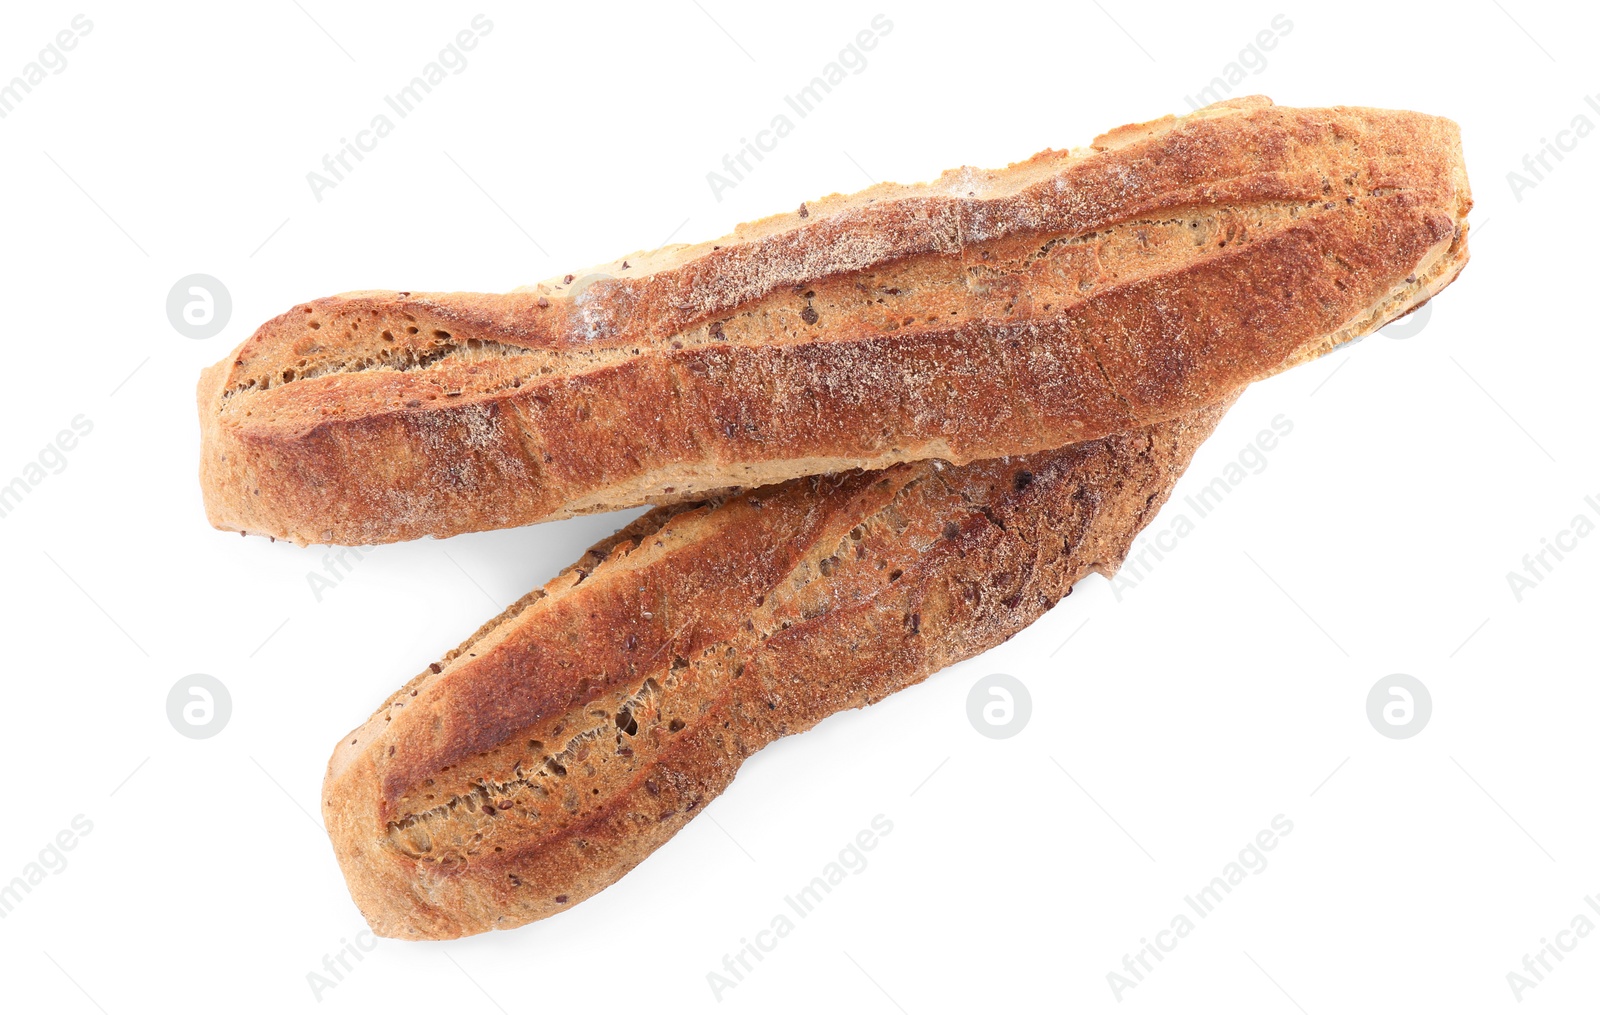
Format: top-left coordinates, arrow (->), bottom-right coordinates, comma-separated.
201,96 -> 1469,545
323,403 -> 1230,939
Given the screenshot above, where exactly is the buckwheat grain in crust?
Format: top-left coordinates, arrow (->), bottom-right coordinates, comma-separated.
322,403 -> 1231,939
201,96 -> 1471,545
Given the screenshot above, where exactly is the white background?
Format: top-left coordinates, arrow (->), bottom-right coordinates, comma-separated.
0,1 -> 1595,1011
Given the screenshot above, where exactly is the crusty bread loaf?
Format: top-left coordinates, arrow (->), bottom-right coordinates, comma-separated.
200,96 -> 1470,545
322,403 -> 1230,939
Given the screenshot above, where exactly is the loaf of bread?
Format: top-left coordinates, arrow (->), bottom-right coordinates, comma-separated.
199,96 -> 1470,546
322,403 -> 1230,938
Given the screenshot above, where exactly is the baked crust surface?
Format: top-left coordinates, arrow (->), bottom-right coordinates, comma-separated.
200,97 -> 1471,544
323,405 -> 1228,938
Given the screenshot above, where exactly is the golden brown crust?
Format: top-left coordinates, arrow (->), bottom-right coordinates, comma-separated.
201,97 -> 1471,545
322,403 -> 1231,939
